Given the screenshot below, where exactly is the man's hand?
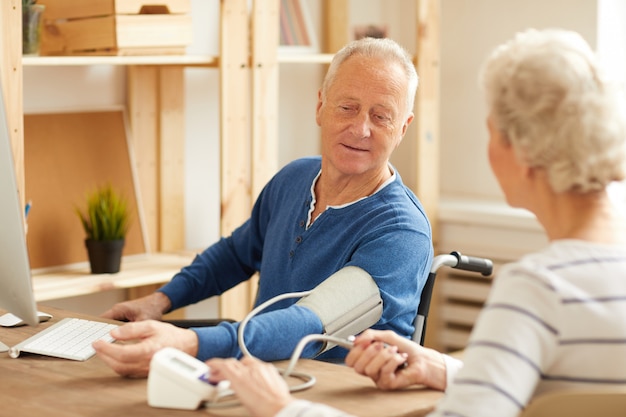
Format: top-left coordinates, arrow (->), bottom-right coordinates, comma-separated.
100,292 -> 172,322
93,320 -> 198,378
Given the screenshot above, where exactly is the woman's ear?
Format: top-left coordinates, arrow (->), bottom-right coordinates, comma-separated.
520,162 -> 534,179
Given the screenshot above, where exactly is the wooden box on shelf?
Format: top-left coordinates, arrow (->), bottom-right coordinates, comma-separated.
39,0 -> 193,56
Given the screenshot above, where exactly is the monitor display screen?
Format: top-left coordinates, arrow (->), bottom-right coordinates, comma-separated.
0,81 -> 39,327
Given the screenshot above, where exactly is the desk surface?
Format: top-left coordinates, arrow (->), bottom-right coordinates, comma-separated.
0,307 -> 443,417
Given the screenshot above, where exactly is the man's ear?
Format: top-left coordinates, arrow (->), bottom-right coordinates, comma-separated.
402,113 -> 414,135
397,113 -> 414,147
315,89 -> 323,126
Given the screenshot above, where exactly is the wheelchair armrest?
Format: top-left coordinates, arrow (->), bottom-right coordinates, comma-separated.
164,318 -> 235,329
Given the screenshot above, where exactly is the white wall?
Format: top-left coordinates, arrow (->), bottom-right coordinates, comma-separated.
437,0 -> 626,257
598,0 -> 626,83
439,0 -> 598,203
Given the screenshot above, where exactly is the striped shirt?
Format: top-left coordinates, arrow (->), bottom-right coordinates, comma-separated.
431,239 -> 626,417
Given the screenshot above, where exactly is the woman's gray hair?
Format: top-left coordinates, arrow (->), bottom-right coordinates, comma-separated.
321,37 -> 419,118
480,28 -> 626,193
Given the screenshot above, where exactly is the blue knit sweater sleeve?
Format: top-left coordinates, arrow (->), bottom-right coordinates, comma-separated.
192,305 -> 324,361
158,231 -> 256,311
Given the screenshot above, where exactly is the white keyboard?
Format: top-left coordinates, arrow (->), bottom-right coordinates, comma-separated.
8,317 -> 117,361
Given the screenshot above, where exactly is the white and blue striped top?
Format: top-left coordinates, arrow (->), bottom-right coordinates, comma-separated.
432,239 -> 626,417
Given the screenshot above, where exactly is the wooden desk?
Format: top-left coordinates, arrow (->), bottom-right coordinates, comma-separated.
0,307 -> 443,417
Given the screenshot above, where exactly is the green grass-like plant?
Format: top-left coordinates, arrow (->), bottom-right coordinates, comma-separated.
76,184 -> 131,241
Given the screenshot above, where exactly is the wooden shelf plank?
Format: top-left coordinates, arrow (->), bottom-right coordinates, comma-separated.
33,252 -> 194,302
22,54 -> 218,67
278,52 -> 333,64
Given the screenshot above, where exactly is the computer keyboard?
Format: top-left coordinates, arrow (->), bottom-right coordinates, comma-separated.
8,317 -> 117,361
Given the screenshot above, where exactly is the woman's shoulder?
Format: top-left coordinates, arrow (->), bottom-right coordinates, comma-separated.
497,239 -> 626,287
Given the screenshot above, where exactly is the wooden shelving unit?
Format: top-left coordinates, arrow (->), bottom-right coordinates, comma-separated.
277,53 -> 333,64
33,252 -> 194,302
0,0 -> 249,319
22,55 -> 218,67
1,0 -> 440,324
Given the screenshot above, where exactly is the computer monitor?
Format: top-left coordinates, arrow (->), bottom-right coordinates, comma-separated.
0,80 -> 39,327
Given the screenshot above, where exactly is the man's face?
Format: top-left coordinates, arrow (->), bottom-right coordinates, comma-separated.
316,56 -> 413,177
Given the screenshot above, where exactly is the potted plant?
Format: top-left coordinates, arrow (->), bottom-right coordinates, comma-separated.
76,184 -> 131,274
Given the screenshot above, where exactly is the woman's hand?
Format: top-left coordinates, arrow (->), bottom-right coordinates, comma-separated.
206,356 -> 295,417
346,329 -> 448,391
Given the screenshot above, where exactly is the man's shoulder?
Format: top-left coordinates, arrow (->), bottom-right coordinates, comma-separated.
383,177 -> 427,213
274,157 -> 321,179
281,156 -> 321,171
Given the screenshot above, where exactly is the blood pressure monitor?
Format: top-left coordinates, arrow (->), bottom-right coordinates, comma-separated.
147,347 -> 223,410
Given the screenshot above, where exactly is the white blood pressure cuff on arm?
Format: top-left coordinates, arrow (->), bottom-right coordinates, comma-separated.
296,266 -> 383,353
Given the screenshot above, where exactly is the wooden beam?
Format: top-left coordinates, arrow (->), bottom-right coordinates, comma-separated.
415,0 -> 441,242
322,0 -> 349,53
416,0 -> 442,350
127,66 -> 185,254
218,0 -> 252,320
158,67 -> 186,252
0,0 -> 24,209
127,66 -> 159,252
251,0 -> 279,200
244,0 -> 282,309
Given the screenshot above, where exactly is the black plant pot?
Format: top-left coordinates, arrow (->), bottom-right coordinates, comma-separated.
85,239 -> 125,274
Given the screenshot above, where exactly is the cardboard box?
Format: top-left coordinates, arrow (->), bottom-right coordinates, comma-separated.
39,0 -> 193,56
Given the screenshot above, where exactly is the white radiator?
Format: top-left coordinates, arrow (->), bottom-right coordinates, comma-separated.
429,198 -> 548,352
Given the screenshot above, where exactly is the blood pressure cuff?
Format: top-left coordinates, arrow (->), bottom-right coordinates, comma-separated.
295,266 -> 383,353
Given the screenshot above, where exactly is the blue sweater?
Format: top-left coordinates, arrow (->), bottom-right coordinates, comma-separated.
158,157 -> 433,361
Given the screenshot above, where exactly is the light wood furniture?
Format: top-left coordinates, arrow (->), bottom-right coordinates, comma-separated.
32,253 -> 193,302
0,0 -> 440,322
519,388 -> 626,417
0,1 -> 239,313
0,306 -> 444,417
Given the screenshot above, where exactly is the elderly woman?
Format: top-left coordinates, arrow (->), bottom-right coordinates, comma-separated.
205,28 -> 626,417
